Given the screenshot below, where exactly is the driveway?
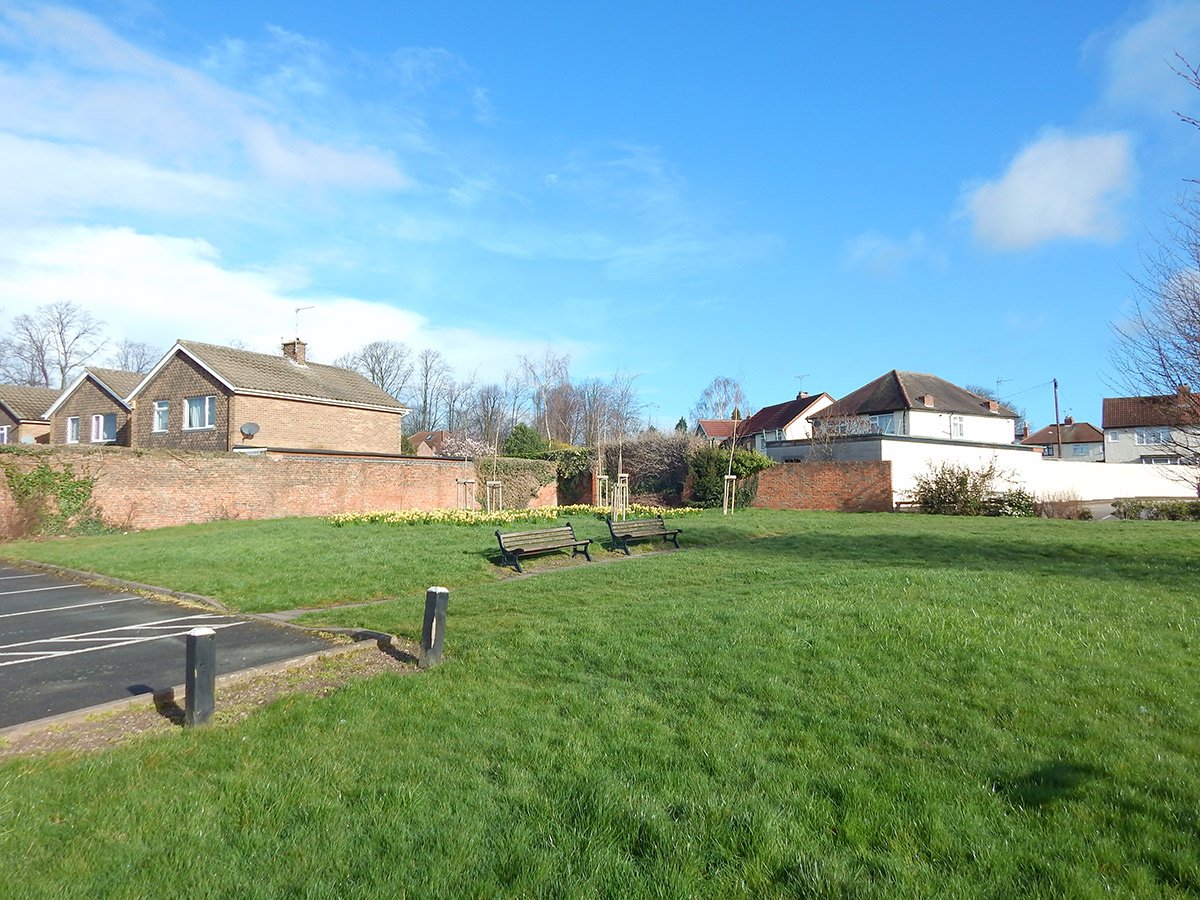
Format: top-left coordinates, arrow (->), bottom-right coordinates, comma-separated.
0,563 -> 337,729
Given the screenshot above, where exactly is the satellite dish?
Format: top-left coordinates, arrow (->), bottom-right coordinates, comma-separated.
240,422 -> 260,439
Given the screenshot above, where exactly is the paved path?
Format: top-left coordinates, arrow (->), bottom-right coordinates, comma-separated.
0,563 -> 336,729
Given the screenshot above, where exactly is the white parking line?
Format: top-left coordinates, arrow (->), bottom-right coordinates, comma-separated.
0,574 -> 43,581
0,596 -> 136,619
0,585 -> 85,597
0,614 -> 248,667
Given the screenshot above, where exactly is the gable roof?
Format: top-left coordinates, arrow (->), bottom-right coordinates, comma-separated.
44,366 -> 143,416
816,370 -> 1018,419
1102,394 -> 1200,429
133,341 -> 407,412
1022,421 -> 1104,446
695,419 -> 739,440
739,393 -> 832,435
0,385 -> 61,422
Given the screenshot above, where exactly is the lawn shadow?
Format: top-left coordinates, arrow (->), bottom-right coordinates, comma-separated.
128,683 -> 185,726
994,761 -> 1105,808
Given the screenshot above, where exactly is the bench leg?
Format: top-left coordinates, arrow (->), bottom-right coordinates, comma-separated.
618,538 -> 631,556
508,552 -> 523,573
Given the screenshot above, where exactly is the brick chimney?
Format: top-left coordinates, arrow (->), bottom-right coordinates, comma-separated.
986,399 -> 999,413
1064,415 -> 1074,425
282,339 -> 307,366
797,391 -> 809,399
920,394 -> 935,408
1178,384 -> 1191,398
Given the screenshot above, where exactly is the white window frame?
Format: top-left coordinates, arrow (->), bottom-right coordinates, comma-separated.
1106,430 -> 1119,443
1071,443 -> 1089,456
868,413 -> 895,435
1041,445 -> 1054,457
152,400 -> 169,433
1135,426 -> 1170,446
0,425 -> 8,445
951,415 -> 965,438
66,416 -> 80,444
184,395 -> 217,431
91,413 -> 116,443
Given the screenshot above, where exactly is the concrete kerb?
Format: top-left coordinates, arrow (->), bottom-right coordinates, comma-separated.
5,560 -> 230,611
0,635 -> 385,742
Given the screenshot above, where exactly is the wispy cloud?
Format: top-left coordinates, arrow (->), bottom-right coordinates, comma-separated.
961,130 -> 1134,250
842,230 -> 944,275
0,225 -> 562,381
1091,1 -> 1200,121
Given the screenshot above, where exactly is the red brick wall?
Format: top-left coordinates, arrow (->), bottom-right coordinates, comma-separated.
0,448 -> 560,531
231,394 -> 402,455
752,461 -> 892,512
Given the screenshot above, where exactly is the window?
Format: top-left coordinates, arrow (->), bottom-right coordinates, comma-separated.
185,395 -> 216,430
1071,444 -> 1089,456
66,417 -> 79,444
951,416 -> 965,438
1135,426 -> 1170,446
0,425 -> 8,445
91,413 -> 116,443
868,413 -> 895,435
1041,445 -> 1055,457
153,400 -> 169,433
1106,430 -> 1119,443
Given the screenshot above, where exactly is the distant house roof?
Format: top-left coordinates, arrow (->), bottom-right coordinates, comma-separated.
695,419 -> 740,440
132,341 -> 407,413
0,385 -> 61,422
738,393 -> 832,437
816,370 -> 1018,419
1102,393 -> 1200,429
45,366 -> 144,416
1022,420 -> 1104,446
411,430 -> 450,450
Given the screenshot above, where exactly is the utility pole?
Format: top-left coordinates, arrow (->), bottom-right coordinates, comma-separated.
1053,378 -> 1063,459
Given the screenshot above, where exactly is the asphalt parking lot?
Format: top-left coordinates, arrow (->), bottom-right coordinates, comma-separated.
0,563 -> 337,729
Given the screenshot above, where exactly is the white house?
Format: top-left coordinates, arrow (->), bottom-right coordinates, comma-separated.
735,392 -> 834,451
1102,391 -> 1200,465
1021,417 -> 1105,462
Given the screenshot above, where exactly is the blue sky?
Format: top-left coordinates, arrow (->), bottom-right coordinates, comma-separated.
1,1 -> 1198,429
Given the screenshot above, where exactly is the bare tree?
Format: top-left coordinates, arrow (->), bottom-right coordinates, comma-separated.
441,369 -> 478,433
0,301 -> 106,387
470,382 -> 508,444
521,349 -> 572,443
108,339 -> 162,374
412,348 -> 450,431
335,340 -> 414,400
690,376 -> 748,422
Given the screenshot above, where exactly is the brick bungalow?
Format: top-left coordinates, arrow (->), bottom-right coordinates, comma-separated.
0,385 -> 61,445
45,367 -> 143,446
128,339 -> 409,453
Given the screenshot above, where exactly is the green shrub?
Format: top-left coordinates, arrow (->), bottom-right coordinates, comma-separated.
1115,498 -> 1200,520
687,446 -> 774,508
911,461 -> 1034,517
501,424 -> 549,459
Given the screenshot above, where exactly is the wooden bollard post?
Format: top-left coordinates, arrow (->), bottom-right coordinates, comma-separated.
185,627 -> 216,727
420,587 -> 449,669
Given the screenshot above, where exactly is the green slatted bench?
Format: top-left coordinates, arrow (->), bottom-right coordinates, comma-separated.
495,523 -> 592,573
605,515 -> 682,555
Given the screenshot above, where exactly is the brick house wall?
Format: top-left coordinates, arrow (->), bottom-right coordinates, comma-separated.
49,378 -> 132,446
132,353 -> 231,451
752,460 -> 893,512
230,394 -> 402,454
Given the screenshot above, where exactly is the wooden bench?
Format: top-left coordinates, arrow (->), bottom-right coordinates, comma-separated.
495,523 -> 592,573
606,515 -> 682,555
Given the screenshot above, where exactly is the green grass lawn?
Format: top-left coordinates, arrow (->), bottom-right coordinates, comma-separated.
1,510 -> 1198,896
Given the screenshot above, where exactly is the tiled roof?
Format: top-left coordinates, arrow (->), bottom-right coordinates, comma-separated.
1022,421 -> 1104,445
1102,394 -> 1200,428
0,384 -> 60,421
695,419 -> 739,439
86,367 -> 144,400
739,394 -> 831,435
816,370 -> 1018,419
177,341 -> 405,410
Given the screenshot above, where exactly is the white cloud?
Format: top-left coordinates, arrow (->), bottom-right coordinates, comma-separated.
1093,1 -> 1200,119
961,130 -> 1134,250
843,230 -> 943,275
0,3 -> 410,219
0,226 -> 564,382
